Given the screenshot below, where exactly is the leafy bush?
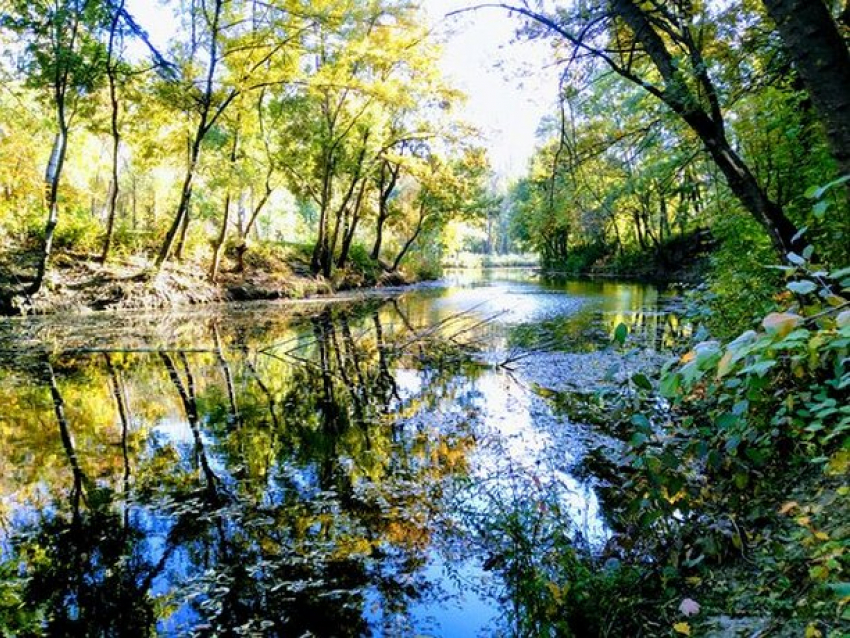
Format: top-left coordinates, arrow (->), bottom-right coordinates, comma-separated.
605,258 -> 850,633
558,242 -> 610,273
663,261 -> 849,471
525,248 -> 849,634
344,243 -> 380,282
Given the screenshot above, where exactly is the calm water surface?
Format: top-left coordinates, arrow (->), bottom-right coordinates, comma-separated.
0,270 -> 685,636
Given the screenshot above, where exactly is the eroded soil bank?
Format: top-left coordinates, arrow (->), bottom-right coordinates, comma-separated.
0,249 -> 412,315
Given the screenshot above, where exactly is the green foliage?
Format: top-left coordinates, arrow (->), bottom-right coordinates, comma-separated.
401,251 -> 442,281
239,241 -> 292,274
0,559 -> 40,636
342,243 -> 380,283
24,205 -> 101,254
697,211 -> 782,338
608,265 -> 848,631
664,263 -> 849,468
519,248 -> 849,634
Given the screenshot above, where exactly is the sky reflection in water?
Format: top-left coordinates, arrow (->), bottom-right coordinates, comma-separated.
0,271 -> 683,636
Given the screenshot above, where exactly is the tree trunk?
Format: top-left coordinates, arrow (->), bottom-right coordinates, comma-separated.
684,108 -> 803,255
337,179 -> 367,268
372,161 -> 400,260
174,194 -> 191,261
28,124 -> 69,296
157,150 -> 198,267
311,158 -> 333,276
236,181 -> 273,273
209,126 -> 239,282
392,205 -> 426,271
762,0 -> 850,182
209,194 -> 231,282
155,0 -> 228,270
100,0 -> 125,263
610,0 -> 805,257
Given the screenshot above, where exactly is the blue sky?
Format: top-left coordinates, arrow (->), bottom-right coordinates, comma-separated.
427,0 -> 558,179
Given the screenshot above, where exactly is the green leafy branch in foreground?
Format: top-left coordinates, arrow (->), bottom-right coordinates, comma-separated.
606,255 -> 849,635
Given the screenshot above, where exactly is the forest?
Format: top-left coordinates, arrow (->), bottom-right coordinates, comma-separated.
0,0 -> 492,314
0,0 -> 848,312
0,0 -> 849,636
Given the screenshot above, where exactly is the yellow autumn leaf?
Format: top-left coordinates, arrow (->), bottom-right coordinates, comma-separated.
779,501 -> 799,515
680,350 -> 696,364
762,312 -> 802,337
716,350 -> 734,378
827,449 -> 850,476
805,622 -> 823,638
673,621 -> 691,636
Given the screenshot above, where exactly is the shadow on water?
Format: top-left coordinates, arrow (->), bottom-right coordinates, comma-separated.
0,272 -> 684,636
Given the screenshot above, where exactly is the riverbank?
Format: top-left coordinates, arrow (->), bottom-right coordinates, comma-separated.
0,246 -> 413,316
538,229 -> 715,284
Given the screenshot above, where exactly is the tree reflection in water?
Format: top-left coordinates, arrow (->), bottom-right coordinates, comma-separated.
0,302 -> 484,636
0,278 -> 683,636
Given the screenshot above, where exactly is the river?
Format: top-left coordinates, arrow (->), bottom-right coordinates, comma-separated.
0,270 -> 687,636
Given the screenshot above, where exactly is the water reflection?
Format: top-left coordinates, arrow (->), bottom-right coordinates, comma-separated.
0,274 -> 683,636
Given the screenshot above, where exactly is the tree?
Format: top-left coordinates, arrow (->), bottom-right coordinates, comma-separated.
466,1 -> 806,258
154,0 -> 300,269
275,0 -> 448,278
761,0 -> 850,184
1,0 -> 107,295
389,147 -> 489,271
98,0 -> 126,262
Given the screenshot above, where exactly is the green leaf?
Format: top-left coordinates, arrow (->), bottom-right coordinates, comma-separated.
807,174 -> 850,199
726,436 -> 741,454
613,323 -> 628,346
787,280 -> 817,295
830,266 -> 850,279
717,413 -> 738,429
740,360 -> 776,377
632,373 -> 653,391
630,432 -> 649,447
631,413 -> 651,432
660,373 -> 681,398
787,252 -> 806,266
812,200 -> 829,219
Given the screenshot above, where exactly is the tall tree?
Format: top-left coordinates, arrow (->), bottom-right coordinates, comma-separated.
761,0 -> 850,183
99,0 -> 126,262
1,0 -> 107,295
471,1 -> 806,258
154,0 -> 301,269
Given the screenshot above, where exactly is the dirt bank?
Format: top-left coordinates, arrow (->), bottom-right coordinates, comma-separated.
0,251 -> 413,316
